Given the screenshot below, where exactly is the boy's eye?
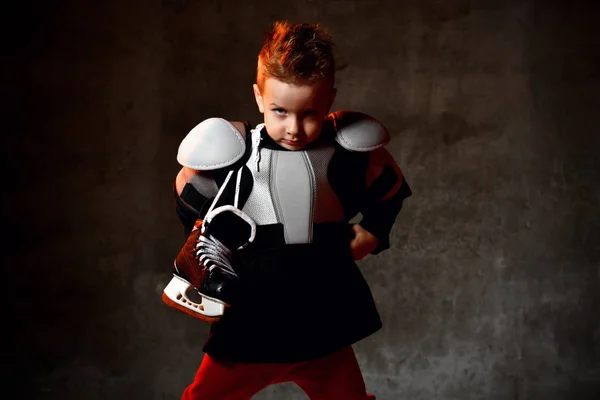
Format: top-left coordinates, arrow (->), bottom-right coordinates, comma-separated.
273,108 -> 286,115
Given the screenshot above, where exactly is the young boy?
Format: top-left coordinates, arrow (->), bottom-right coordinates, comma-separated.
163,21 -> 412,399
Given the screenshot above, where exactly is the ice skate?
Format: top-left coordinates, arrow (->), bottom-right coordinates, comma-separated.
162,205 -> 256,322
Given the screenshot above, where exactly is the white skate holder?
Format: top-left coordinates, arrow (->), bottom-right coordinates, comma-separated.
163,274 -> 225,321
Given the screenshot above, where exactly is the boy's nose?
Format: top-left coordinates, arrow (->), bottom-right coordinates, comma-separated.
287,118 -> 301,136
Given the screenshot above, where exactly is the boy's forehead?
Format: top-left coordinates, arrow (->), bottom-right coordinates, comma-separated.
263,78 -> 329,105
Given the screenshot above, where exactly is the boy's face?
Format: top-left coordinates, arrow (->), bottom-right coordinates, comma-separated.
253,77 -> 337,151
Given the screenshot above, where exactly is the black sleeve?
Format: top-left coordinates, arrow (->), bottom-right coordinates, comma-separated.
359,172 -> 412,255
173,183 -> 202,237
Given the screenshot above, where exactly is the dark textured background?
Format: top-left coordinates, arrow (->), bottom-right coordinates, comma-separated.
3,0 -> 599,399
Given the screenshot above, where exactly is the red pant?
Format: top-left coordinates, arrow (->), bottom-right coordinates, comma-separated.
182,346 -> 376,400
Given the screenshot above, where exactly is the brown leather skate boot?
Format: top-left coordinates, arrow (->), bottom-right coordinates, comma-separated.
162,205 -> 256,322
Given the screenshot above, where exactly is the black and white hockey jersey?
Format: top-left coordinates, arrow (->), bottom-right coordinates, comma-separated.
173,114 -> 412,363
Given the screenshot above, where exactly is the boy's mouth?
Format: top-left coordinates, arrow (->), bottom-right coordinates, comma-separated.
281,139 -> 304,146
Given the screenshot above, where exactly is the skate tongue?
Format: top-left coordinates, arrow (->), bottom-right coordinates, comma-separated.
205,210 -> 252,250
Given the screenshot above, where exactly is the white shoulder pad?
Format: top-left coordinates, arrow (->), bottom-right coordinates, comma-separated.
177,118 -> 246,170
330,110 -> 390,152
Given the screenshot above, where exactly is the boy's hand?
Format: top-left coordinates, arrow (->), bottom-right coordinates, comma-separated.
349,224 -> 379,261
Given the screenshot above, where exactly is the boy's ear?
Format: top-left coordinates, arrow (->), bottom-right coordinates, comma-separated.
253,84 -> 265,114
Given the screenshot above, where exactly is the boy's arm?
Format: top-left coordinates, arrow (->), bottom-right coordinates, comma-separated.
358,146 -> 412,255
329,110 -> 411,256
173,120 -> 248,236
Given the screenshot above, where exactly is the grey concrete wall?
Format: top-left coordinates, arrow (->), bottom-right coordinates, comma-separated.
4,0 -> 599,399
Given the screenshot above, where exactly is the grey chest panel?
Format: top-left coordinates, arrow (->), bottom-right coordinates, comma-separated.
271,150 -> 315,243
241,130 -> 344,244
306,146 -> 344,224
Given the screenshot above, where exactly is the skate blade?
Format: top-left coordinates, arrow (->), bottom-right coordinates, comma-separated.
162,275 -> 226,323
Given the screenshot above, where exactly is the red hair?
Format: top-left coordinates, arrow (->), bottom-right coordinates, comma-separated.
256,21 -> 336,90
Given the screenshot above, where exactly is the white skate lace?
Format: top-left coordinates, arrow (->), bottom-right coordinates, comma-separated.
195,235 -> 237,278
251,124 -> 263,172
